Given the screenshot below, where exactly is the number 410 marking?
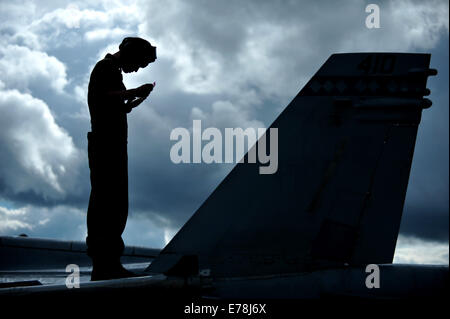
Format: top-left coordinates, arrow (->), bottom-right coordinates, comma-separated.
357,54 -> 396,75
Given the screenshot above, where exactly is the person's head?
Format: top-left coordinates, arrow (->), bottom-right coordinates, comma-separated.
118,37 -> 157,73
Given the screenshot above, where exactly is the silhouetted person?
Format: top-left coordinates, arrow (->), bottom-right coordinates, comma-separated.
87,37 -> 156,281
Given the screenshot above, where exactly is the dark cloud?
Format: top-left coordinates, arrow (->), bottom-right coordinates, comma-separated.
400,205 -> 449,242
400,39 -> 449,243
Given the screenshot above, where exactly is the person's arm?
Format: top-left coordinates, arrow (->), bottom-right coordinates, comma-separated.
106,88 -> 138,100
106,83 -> 154,100
124,82 -> 156,113
125,96 -> 147,113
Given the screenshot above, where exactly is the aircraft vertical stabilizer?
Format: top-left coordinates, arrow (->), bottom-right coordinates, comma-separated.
148,53 -> 436,278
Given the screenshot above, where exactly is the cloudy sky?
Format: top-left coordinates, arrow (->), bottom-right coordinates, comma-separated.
0,0 -> 448,264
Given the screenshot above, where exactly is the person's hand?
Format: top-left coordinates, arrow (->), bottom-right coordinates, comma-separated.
125,96 -> 146,113
135,83 -> 154,98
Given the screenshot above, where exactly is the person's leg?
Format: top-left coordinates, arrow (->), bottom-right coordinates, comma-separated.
86,134 -> 132,280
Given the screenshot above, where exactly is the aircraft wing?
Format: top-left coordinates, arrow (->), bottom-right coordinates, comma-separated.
0,235 -> 159,287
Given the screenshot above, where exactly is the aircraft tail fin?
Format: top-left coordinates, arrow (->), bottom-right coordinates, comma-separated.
148,53 -> 436,278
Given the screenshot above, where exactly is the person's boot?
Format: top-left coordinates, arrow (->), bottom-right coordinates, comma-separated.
91,258 -> 140,281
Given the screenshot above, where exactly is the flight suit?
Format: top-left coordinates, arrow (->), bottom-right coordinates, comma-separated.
86,54 -> 129,264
